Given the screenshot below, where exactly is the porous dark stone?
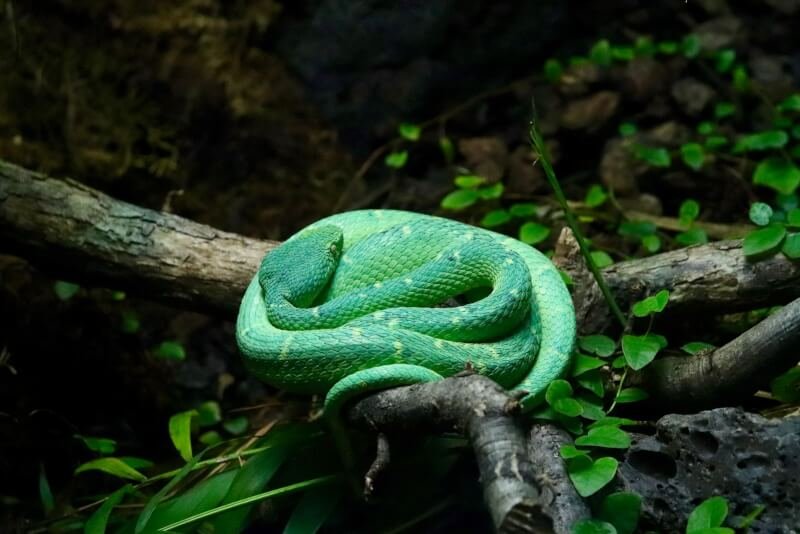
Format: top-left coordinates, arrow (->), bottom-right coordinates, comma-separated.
617,408 -> 800,533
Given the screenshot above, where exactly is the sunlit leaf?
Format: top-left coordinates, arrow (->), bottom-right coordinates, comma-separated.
75,458 -> 146,482
169,410 -> 198,462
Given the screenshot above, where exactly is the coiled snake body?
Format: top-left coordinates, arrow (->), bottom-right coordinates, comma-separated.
236,209 -> 575,418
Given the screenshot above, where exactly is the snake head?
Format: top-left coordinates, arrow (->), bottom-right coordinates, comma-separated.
259,225 -> 344,307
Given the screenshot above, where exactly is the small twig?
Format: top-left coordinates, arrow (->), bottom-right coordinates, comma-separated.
364,432 -> 391,498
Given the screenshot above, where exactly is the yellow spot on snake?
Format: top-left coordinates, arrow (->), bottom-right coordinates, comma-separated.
434,339 -> 445,348
388,318 -> 400,328
402,225 -> 412,235
453,251 -> 461,262
465,232 -> 474,240
393,341 -> 403,355
312,307 -> 320,317
510,289 -> 519,297
489,347 -> 499,358
451,317 -> 461,324
459,307 -> 468,314
374,311 -> 386,320
280,336 -> 294,359
374,281 -> 383,288
351,328 -> 364,338
341,255 -> 353,264
373,211 -> 384,218
359,292 -> 368,299
505,258 -> 514,265
404,277 -> 413,285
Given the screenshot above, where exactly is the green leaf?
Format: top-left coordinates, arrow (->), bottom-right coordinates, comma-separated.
632,289 -> 670,317
579,335 -> 616,357
714,102 -> 736,119
675,228 -> 708,246
39,464 -> 54,515
169,410 -> 197,462
618,220 -> 656,238
783,233 -> 800,259
611,46 -> 634,61
770,367 -> 800,403
681,144 -> 705,171
559,445 -> 589,459
441,189 -> 479,211
591,251 -> 614,268
283,484 -> 342,534
121,311 -> 140,334
705,135 -> 729,150
778,94 -> 800,112
477,182 -> 504,199
714,49 -> 736,73
754,157 -> 800,195
679,199 -> 700,227
622,339 -> 652,368
480,209 -> 512,228
787,207 -> 800,226
575,425 -> 631,449
641,234 -> 661,253
732,64 -> 749,92
119,457 -> 154,470
738,505 -> 766,529
585,184 -> 608,208
687,496 -> 729,533
576,395 -> 606,420
634,36 -> 655,55
681,34 -> 701,58
397,123 -> 421,141
697,121 -> 715,135
572,354 -> 606,376
543,58 -> 563,83
599,492 -> 641,534
509,202 -> 537,217
53,281 -> 80,301
197,401 -> 222,427
454,174 -> 485,188
135,452 -> 207,533
576,370 -> 605,398
75,458 -> 147,481
749,202 -> 774,226
209,444 -> 292,532
519,222 -> 550,245
75,435 -> 117,455
742,224 -> 787,257
589,417 -> 637,429
85,484 -> 133,534
635,146 -> 671,167
223,416 -> 249,435
681,341 -> 715,354
618,122 -> 637,137
590,39 -> 612,66
199,431 -> 222,446
545,379 -> 573,403
616,388 -> 649,404
553,397 -> 583,418
567,456 -> 618,497
573,519 -> 618,534
733,130 -> 789,153
111,290 -> 126,301
439,136 -> 455,163
384,150 -> 408,169
657,41 -> 679,54
155,340 -> 186,360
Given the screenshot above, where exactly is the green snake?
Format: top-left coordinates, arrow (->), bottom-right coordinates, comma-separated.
236,209 -> 575,421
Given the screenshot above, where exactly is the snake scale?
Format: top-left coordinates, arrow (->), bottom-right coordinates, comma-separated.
236,209 -> 576,420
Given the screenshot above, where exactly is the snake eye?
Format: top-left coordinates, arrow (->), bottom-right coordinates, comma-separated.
329,243 -> 339,256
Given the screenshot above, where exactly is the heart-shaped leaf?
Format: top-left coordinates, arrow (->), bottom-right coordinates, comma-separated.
621,335 -> 661,370
567,456 -> 618,497
575,426 -> 631,449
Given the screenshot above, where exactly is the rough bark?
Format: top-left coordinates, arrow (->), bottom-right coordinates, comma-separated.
347,374 -> 585,534
0,160 -> 276,315
3,159 -> 800,325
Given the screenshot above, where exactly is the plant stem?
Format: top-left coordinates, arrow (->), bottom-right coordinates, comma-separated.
529,105 -> 627,328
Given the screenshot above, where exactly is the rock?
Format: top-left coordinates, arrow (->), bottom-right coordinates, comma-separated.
561,91 -> 620,131
671,78 -> 716,116
457,137 -> 508,183
763,0 -> 800,14
274,0 -> 567,150
506,146 -> 545,196
617,408 -> 800,533
599,138 -> 645,195
617,193 -> 663,216
559,62 -> 603,97
694,16 -> 743,51
621,57 -> 670,101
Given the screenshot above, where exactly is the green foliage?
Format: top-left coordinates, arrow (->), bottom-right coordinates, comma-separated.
196,401 -> 222,427
635,145 -> 672,167
681,341 -> 715,354
398,123 -> 421,141
574,425 -> 631,449
85,484 -> 133,534
169,410 -> 198,462
440,189 -> 478,210
749,202 -> 773,226
39,464 -> 54,516
579,335 -> 616,357
75,458 -> 147,481
567,455 -> 619,497
585,184 -> 608,207
733,130 -> 788,153
618,122 -> 638,137
439,136 -> 455,163
681,34 -> 701,58
590,39 -> 612,66
753,157 -> 800,195
621,335 -> 661,370
679,199 -> 700,228
155,340 -> 186,360
283,485 -> 342,534
599,492 -> 641,534
573,520 -> 617,534
631,289 -> 670,317
616,388 -> 649,403
743,224 -> 786,257
770,367 -> 800,403
546,379 -> 583,417
543,58 -> 563,83
714,49 -> 736,73
384,150 -> 408,169
686,496 -> 732,534
714,101 -> 736,119
518,221 -> 550,245
53,281 -> 80,301
681,143 -> 705,170
75,435 -> 117,455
